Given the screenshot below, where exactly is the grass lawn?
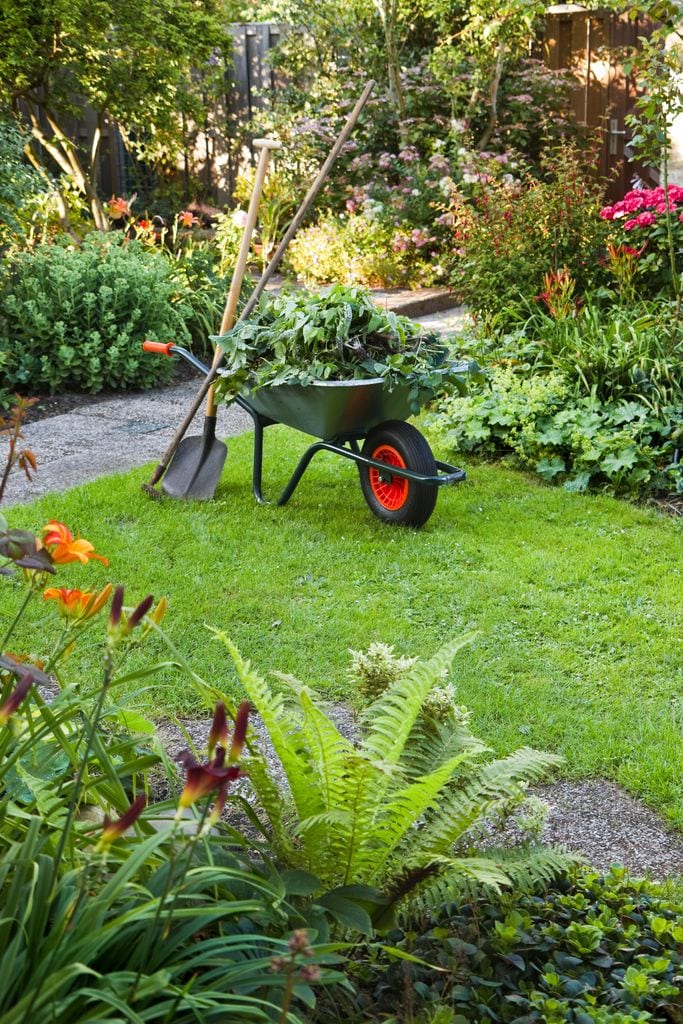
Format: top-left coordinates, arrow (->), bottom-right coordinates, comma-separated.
3,424 -> 682,827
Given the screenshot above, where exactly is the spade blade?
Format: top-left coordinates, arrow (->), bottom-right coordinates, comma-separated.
161,417 -> 227,500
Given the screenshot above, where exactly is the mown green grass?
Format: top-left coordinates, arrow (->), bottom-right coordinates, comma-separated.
3,425 -> 682,826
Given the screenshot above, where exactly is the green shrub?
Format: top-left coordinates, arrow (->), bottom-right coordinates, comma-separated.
430,366 -> 682,495
449,146 -> 610,326
517,298 -> 683,417
0,233 -> 192,393
353,868 -> 683,1024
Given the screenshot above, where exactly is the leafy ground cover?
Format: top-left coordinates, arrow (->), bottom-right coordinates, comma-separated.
3,425 -> 682,827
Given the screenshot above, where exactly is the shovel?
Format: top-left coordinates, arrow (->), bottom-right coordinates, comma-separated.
159,138 -> 281,500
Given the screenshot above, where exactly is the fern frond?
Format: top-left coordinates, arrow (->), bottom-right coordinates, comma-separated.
407,747 -> 562,862
367,752 -> 477,884
212,632 -> 321,822
361,635 -> 476,769
403,844 -> 577,922
482,844 -> 580,890
402,716 -> 487,780
297,688 -> 356,811
242,750 -> 296,862
296,809 -> 352,834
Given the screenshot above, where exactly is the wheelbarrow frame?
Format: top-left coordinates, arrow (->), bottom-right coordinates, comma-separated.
167,345 -> 466,519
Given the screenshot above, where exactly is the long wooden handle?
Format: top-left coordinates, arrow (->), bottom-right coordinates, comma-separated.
145,82 -> 374,488
205,138 -> 281,417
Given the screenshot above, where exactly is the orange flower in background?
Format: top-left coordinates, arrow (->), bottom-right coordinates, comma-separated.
177,209 -> 199,228
107,193 -> 137,219
44,584 -> 112,621
42,521 -> 108,566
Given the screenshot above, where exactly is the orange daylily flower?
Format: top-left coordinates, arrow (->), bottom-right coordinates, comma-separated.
177,209 -> 199,228
42,521 -> 109,566
44,584 -> 113,621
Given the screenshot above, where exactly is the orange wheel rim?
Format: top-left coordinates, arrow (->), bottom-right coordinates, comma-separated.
369,444 -> 409,510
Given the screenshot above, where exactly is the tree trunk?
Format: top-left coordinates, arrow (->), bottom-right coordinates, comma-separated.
24,99 -> 110,231
373,0 -> 407,128
477,41 -> 506,150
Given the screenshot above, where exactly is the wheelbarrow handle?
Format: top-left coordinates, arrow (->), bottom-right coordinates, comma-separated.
143,340 -> 175,356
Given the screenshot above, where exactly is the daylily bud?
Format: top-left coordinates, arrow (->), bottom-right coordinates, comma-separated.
126,594 -> 154,632
0,675 -> 34,726
208,702 -> 228,758
109,586 -> 124,631
229,701 -> 250,763
99,795 -> 146,847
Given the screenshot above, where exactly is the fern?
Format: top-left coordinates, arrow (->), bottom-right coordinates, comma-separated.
361,634 -> 476,766
208,635 -> 568,928
404,845 -> 578,922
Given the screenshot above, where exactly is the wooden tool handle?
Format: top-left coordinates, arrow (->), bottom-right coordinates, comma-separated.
144,83 -> 374,490
205,139 -> 278,417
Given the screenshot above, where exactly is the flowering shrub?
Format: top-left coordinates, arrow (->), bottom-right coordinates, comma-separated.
448,146 -> 610,326
600,184 -> 683,295
289,144 -> 475,287
288,212 -> 441,287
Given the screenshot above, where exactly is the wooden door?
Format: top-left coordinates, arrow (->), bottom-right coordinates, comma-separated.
544,10 -> 656,200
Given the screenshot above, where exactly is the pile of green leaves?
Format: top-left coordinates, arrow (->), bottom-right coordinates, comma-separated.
214,285 -> 467,413
353,868 -> 683,1023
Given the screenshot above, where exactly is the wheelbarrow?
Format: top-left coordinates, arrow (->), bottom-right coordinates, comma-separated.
143,342 -> 467,527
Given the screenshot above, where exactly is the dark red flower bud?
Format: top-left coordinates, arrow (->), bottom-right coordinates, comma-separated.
100,794 -> 147,846
229,701 -> 250,763
208,701 -> 228,757
127,594 -> 154,631
0,674 -> 34,725
109,586 -> 124,630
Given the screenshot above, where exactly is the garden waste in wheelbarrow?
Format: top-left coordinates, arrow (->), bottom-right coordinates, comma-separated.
143,342 -> 467,527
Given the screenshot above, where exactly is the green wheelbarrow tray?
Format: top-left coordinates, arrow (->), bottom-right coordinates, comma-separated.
154,346 -> 468,527
243,377 -> 416,440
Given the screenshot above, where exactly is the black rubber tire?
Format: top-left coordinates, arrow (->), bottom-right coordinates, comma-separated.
359,420 -> 438,527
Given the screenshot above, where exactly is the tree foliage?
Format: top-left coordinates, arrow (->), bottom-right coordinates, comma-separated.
0,0 -> 231,227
